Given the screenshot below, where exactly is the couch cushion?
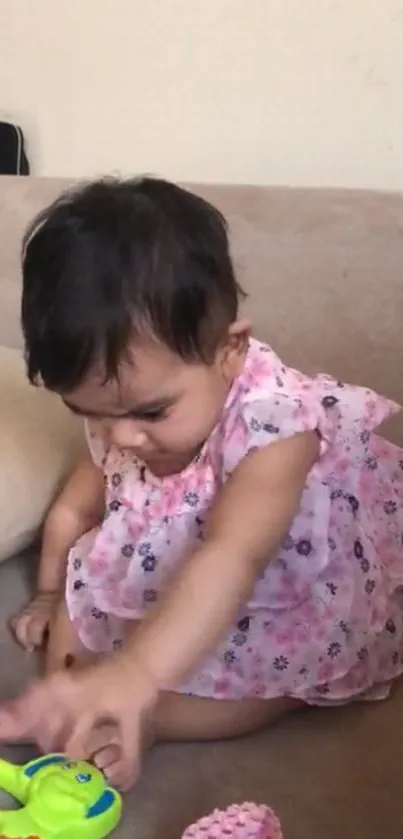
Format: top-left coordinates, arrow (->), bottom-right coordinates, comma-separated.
0,346 -> 85,560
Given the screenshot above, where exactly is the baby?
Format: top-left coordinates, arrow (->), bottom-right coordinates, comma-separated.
3,177 -> 403,790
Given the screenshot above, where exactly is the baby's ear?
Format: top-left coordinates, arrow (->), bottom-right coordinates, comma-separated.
220,319 -> 251,379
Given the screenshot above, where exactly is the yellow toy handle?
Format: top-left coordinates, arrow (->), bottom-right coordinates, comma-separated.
0,757 -> 25,802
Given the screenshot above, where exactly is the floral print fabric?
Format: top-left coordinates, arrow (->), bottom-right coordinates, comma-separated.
66,340 -> 403,704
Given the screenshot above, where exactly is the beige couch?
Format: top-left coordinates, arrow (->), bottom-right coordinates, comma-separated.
0,176 -> 402,839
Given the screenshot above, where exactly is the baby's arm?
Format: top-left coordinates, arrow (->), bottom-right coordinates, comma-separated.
126,430 -> 319,689
10,454 -> 105,651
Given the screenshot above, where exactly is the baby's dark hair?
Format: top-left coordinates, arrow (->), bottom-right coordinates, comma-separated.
21,177 -> 245,392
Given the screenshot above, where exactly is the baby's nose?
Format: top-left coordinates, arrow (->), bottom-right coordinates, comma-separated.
110,419 -> 147,451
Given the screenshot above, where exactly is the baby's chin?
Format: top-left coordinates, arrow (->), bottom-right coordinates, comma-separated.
142,447 -> 203,478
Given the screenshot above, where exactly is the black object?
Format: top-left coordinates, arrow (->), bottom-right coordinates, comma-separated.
0,121 -> 29,174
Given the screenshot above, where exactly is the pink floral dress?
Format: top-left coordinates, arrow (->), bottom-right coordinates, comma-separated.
66,339 -> 403,705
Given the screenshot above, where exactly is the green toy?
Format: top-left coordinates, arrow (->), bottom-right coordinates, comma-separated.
0,753 -> 122,838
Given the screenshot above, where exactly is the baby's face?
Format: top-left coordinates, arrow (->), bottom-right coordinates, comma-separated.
62,337 -> 245,477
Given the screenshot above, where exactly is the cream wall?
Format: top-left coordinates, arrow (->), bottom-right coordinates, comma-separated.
1,0 -> 403,188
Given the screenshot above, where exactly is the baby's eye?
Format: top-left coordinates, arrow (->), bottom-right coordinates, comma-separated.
132,409 -> 166,423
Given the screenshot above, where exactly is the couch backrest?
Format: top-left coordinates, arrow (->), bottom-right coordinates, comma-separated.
1,176 -> 402,416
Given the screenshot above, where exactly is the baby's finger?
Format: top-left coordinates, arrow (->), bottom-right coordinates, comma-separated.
0,684 -> 46,743
8,614 -> 19,640
116,712 -> 142,790
86,721 -> 120,759
76,721 -> 134,788
24,679 -> 70,753
37,715 -> 73,755
104,755 -> 136,791
10,613 -> 32,650
94,743 -> 121,772
26,614 -> 49,650
64,711 -> 100,760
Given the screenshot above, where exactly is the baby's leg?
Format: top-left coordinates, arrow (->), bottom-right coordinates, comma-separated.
44,598 -> 98,675
92,692 -> 303,789
155,691 -> 303,741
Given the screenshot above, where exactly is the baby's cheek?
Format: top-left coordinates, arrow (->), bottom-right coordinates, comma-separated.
170,425 -> 204,453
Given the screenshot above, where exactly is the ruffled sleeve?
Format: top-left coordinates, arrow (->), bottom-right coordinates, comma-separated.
221,373 -> 400,479
245,392 -> 334,452
222,389 -> 334,477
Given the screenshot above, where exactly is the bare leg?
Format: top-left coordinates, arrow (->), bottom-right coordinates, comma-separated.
43,610 -> 304,785
92,691 -> 304,788
44,598 -> 97,675
155,691 -> 303,741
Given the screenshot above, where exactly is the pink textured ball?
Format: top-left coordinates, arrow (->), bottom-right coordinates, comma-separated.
182,802 -> 283,839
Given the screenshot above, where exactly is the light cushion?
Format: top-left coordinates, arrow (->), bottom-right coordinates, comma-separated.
0,346 -> 86,561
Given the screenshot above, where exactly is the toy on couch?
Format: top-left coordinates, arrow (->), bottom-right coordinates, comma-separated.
0,753 -> 122,839
182,803 -> 283,839
0,754 -> 283,839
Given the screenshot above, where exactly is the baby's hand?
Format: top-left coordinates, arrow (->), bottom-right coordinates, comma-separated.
0,652 -> 157,791
9,591 -> 61,651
